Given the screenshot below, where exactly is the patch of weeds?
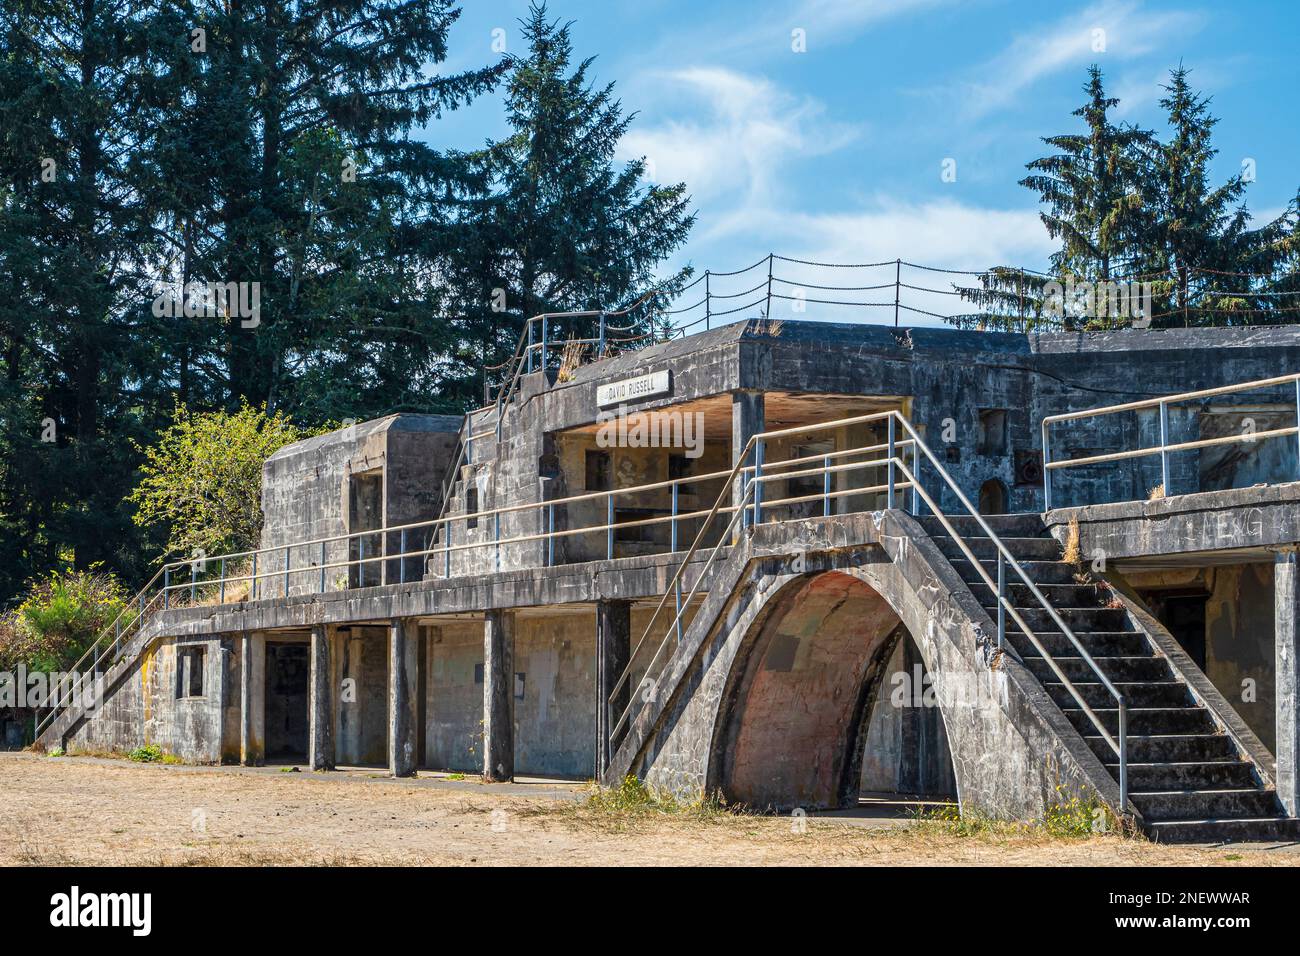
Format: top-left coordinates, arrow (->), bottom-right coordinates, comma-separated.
46,745 -> 65,758
572,775 -> 731,829
161,753 -> 184,765
1044,793 -> 1105,838
1223,853 -> 1242,861
127,744 -> 164,763
909,804 -> 1022,838
446,772 -> 466,781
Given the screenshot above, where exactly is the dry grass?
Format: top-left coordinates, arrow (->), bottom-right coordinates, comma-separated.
556,338 -> 587,383
1062,516 -> 1082,565
2,754 -> 1297,867
1148,482 -> 1166,501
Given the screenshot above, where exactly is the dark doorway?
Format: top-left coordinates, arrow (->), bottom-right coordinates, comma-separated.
265,642 -> 309,759
349,471 -> 383,588
1141,591 -> 1208,670
978,478 -> 1009,515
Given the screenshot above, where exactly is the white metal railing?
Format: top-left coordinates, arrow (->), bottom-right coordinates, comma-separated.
604,410 -> 1130,813
1041,373 -> 1300,510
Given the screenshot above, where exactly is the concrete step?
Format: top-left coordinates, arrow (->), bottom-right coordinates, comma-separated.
1087,733 -> 1238,764
1115,761 -> 1259,792
972,581 -> 1113,609
1145,816 -> 1300,844
917,514 -> 1049,539
933,536 -> 1062,562
1131,788 -> 1283,822
1064,706 -> 1216,736
1006,629 -> 1151,657
1021,654 -> 1173,683
1002,605 -> 1132,634
1043,681 -> 1190,709
957,559 -> 1079,585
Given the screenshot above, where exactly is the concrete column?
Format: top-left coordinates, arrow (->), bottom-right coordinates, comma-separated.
595,599 -> 632,777
483,609 -> 515,782
239,632 -> 265,766
731,389 -> 765,523
1276,550 -> 1299,814
388,618 -> 418,777
309,624 -> 334,771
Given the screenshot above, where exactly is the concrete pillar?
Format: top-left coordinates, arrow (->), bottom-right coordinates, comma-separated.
595,599 -> 632,777
388,618 -> 418,777
483,609 -> 515,782
1276,550 -> 1299,814
239,632 -> 265,766
309,624 -> 334,771
732,389 -> 765,523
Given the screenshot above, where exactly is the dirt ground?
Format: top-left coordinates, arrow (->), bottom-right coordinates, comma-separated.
3,752 -> 1299,866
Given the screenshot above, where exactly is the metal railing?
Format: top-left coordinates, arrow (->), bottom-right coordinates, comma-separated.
605,410 -> 1130,813
33,565 -> 171,739
1042,373 -> 1300,510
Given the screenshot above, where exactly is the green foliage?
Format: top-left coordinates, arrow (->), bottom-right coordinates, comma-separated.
46,746 -> 64,758
127,744 -> 164,763
0,568 -> 126,672
128,402 -> 320,558
583,775 -> 726,820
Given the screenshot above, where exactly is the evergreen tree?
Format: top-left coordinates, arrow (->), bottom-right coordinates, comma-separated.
443,2 -> 694,406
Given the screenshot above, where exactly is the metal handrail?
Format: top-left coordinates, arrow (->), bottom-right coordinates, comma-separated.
606,410 -> 1130,814
1042,373 -> 1300,510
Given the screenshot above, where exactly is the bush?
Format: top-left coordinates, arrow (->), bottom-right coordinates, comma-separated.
127,744 -> 164,763
0,567 -> 127,672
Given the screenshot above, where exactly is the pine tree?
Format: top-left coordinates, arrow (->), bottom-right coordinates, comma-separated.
444,2 -> 694,405
955,66 -> 1154,331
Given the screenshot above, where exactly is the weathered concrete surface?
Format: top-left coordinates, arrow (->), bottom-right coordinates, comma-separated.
1277,551 -> 1300,814
388,619 -> 418,777
483,610 -> 515,782
596,599 -> 631,776
240,632 -> 265,766
308,625 -> 334,770
606,511 -> 1126,822
1046,483 -> 1300,560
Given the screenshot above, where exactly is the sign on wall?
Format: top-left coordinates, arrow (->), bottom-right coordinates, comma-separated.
596,370 -> 671,407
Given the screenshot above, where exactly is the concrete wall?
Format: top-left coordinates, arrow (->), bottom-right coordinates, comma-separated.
424,621 -> 484,772
66,634 -> 236,763
333,626 -> 389,766
514,612 -> 597,778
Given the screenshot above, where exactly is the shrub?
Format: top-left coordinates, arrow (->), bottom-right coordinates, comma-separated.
0,568 -> 127,672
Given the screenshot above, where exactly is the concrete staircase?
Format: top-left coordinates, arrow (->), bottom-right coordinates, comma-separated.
920,513 -> 1300,843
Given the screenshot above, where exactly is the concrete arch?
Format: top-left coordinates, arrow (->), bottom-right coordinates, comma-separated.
708,571 -> 904,809
626,514 -> 1118,821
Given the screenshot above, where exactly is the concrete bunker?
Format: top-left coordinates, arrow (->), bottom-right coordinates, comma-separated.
708,570 -> 956,811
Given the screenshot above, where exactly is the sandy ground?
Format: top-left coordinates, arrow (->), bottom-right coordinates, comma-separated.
3,752 -> 1299,866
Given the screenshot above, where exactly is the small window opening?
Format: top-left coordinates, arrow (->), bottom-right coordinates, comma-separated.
977,409 -> 1009,456
177,646 -> 206,698
586,450 -> 612,491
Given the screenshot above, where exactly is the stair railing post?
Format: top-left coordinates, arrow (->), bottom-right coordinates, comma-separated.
251,552 -> 258,600
752,439 -> 764,526
526,319 -> 535,374
1294,376 -> 1300,480
598,312 -> 606,358
284,545 -> 290,596
1042,419 -> 1053,511
893,258 -> 901,328
671,482 -> 679,551
190,560 -> 197,605
495,512 -> 501,572
547,503 -> 555,566
823,456 -> 832,517
1118,700 -> 1129,817
163,567 -> 170,609
607,493 -> 614,560
887,415 -> 896,509
444,522 -> 451,578
320,541 -> 327,592
220,557 -> 226,604
1158,400 -> 1170,494
400,528 -> 407,585
910,446 -> 920,516
541,315 -> 549,374
996,551 -> 1006,651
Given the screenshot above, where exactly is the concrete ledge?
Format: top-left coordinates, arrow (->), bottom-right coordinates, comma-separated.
1046,482 -> 1300,561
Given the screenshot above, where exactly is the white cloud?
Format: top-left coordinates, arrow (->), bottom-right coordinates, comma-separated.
955,1 -> 1205,120
618,67 -> 859,203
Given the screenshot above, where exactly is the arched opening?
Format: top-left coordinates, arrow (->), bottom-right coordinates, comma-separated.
709,571 -> 957,811
978,478 -> 1009,515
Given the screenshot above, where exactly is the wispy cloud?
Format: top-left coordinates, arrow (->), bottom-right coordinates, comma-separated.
619,67 -> 859,206
953,0 -> 1206,120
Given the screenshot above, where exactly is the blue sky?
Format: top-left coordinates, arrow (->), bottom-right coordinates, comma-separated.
429,0 -> 1300,324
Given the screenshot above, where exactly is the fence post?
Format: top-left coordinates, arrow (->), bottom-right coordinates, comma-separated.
1158,400 -> 1170,494
764,254 -> 773,319
251,552 -> 258,600
893,259 -> 901,327
220,557 -> 226,604
752,439 -> 765,526
548,503 -> 555,567
704,271 -> 711,331
607,493 -> 614,560
495,512 -> 501,573
283,545 -> 290,597
541,315 -> 549,373
444,522 -> 451,579
400,528 -> 407,585
190,560 -> 197,604
164,567 -> 170,609
320,541 -> 327,592
598,312 -> 606,358
526,319 -> 535,374
823,455 -> 832,517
